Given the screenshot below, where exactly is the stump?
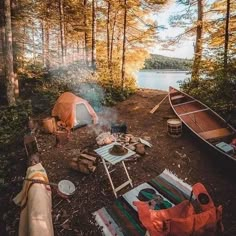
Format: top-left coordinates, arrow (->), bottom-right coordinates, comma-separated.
55,131 -> 68,147
42,117 -> 57,134
24,134 -> 39,157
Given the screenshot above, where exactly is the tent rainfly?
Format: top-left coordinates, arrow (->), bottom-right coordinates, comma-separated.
52,92 -> 98,129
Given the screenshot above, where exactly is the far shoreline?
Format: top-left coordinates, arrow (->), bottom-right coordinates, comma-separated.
139,69 -> 190,73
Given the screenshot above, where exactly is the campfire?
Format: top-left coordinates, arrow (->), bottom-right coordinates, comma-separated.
96,123 -> 152,158
68,122 -> 152,175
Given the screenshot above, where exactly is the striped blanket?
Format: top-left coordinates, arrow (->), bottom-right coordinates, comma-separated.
93,170 -> 193,236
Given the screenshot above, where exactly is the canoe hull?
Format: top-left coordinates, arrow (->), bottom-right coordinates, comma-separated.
169,87 -> 236,162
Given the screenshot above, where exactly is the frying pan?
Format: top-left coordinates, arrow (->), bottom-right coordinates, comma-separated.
23,178 -> 76,198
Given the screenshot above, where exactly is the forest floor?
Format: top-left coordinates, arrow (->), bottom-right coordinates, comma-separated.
1,88 -> 236,236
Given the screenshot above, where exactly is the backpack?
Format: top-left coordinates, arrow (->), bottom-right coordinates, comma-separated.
134,183 -> 223,236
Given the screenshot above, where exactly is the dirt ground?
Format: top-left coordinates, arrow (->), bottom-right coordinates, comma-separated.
1,89 -> 236,236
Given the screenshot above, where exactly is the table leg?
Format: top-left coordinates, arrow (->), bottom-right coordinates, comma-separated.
101,158 -> 117,198
121,161 -> 133,187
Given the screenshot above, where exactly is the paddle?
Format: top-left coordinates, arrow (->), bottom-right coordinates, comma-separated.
149,93 -> 169,114
9,177 -> 76,198
23,178 -> 58,187
22,178 -> 76,198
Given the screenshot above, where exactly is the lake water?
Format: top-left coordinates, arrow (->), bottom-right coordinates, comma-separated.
136,70 -> 190,91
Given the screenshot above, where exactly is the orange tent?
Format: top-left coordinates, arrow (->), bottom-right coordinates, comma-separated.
52,92 -> 98,129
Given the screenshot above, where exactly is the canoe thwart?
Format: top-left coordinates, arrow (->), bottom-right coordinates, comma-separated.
173,100 -> 196,107
198,128 -> 232,140
179,108 -> 209,117
171,94 -> 185,101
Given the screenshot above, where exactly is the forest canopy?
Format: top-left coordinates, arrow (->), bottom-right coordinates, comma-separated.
0,0 -> 170,106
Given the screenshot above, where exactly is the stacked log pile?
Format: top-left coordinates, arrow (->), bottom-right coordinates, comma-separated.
69,152 -> 97,174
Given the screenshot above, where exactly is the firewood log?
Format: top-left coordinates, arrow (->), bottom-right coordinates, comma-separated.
69,153 -> 97,174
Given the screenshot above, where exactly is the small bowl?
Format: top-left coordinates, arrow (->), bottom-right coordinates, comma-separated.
57,180 -> 76,198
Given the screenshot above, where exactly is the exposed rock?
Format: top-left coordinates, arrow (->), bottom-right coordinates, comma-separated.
96,132 -> 115,145
126,145 -> 136,151
135,143 -> 145,155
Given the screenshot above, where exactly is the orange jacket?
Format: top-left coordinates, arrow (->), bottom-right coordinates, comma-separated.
134,183 -> 223,236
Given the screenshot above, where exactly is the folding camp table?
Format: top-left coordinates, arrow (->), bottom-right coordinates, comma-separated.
95,142 -> 135,198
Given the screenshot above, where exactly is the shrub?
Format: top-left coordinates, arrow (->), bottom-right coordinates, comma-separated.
0,100 -> 32,150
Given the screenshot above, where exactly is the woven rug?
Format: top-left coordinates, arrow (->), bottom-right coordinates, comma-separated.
93,169 -> 193,236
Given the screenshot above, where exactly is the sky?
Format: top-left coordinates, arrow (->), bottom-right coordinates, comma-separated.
153,1 -> 195,59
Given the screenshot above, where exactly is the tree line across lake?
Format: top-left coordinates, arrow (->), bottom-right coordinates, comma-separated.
143,54 -> 192,71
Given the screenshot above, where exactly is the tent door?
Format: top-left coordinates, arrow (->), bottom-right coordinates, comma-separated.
75,103 -> 92,126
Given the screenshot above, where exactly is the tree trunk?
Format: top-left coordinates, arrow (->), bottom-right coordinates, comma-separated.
41,20 -> 45,67
224,0 -> 230,74
0,0 -> 5,102
191,0 -> 203,80
83,0 -> 89,66
57,33 -> 60,63
91,0 -> 96,70
109,10 -> 118,82
72,44 -> 75,62
59,0 -> 65,65
32,22 -> 36,64
121,0 -> 127,90
0,0 -> 5,75
77,40 -> 80,59
22,25 -> 26,68
64,23 -> 67,58
10,0 -> 19,97
4,0 -> 16,105
42,16 -> 50,70
106,1 -> 110,68
45,22 -> 50,69
11,0 -> 17,72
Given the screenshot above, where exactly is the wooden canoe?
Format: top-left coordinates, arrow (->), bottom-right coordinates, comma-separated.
169,86 -> 236,162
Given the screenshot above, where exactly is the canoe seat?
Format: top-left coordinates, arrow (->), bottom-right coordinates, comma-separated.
171,95 -> 185,101
198,128 -> 232,140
